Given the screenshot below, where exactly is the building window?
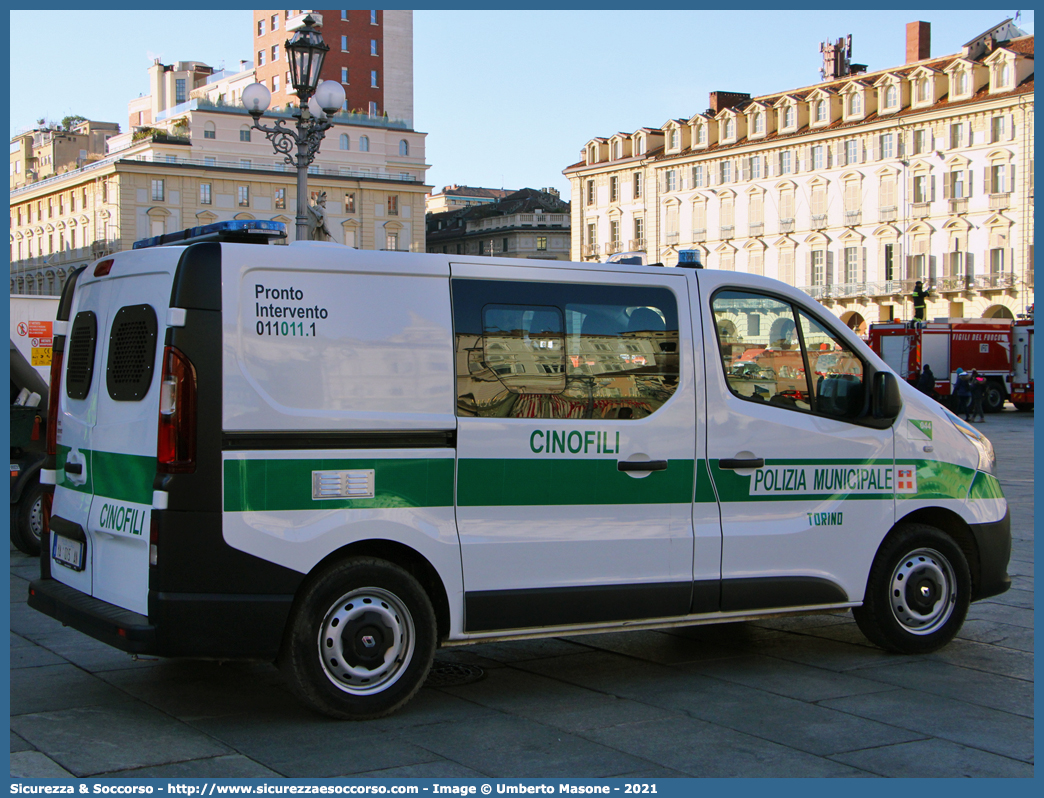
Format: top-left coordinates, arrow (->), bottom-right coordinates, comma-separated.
754,112 -> 765,134
257,49 -> 265,66
634,217 -> 644,244
586,180 -> 595,205
271,14 -> 278,30
692,165 -> 704,188
536,236 -> 547,251
989,163 -> 1010,194
200,183 -> 211,205
885,85 -> 898,108
238,186 -> 249,206
345,192 -> 355,213
360,136 -> 370,152
275,188 -> 285,209
371,39 -> 378,56
998,63 -> 1011,88
849,93 -> 861,115
272,74 -> 280,93
386,232 -> 398,251
844,247 -> 860,283
724,118 -> 735,139
880,133 -> 894,159
257,18 -> 264,36
815,101 -> 827,123
204,156 -> 216,166
399,139 -> 409,156
272,44 -> 279,61
341,67 -> 349,84
340,133 -> 350,150
956,70 -> 968,95
946,169 -> 966,199
913,129 -> 927,154
609,176 -> 619,202
884,243 -> 896,280
371,70 -> 379,88
175,78 -> 186,104
845,140 -> 858,165
610,219 -> 620,247
342,10 -> 349,20
811,250 -> 826,285
991,116 -> 1007,143
240,159 -> 251,169
784,106 -> 795,128
719,161 -> 731,183
750,156 -> 761,180
812,145 -> 824,171
990,248 -> 1006,273
779,151 -> 792,175
151,179 -> 164,202
665,169 -> 677,192
240,127 -> 251,142
696,125 -> 706,145
587,223 -> 596,246
371,9 -> 378,24
913,174 -> 930,204
950,123 -> 963,149
368,101 -> 378,116
633,172 -> 642,198
341,35 -> 348,51
387,195 -> 398,215
917,78 -> 930,102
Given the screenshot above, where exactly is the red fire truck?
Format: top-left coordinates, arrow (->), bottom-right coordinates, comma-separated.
1010,314 -> 1034,410
867,317 -> 1032,413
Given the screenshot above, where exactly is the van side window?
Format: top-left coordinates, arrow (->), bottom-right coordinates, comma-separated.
106,304 -> 159,401
711,289 -> 866,419
66,311 -> 98,400
453,279 -> 679,419
798,310 -> 865,420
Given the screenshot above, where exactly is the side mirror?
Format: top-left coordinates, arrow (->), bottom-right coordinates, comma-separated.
872,371 -> 903,420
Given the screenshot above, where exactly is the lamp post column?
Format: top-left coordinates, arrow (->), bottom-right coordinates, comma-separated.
295,110 -> 312,242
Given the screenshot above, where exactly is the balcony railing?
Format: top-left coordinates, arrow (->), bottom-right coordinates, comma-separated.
833,281 -> 870,298
801,284 -> 833,300
779,218 -> 795,233
936,275 -> 971,292
867,279 -> 910,296
989,193 -> 1011,211
628,238 -> 646,251
692,229 -> 706,243
719,225 -> 734,240
844,210 -> 862,226
911,202 -> 930,218
878,206 -> 897,222
581,244 -> 600,258
948,197 -> 969,215
605,240 -> 623,254
974,273 -> 1015,290
467,213 -> 568,233
10,240 -> 123,276
748,222 -> 764,237
666,231 -> 680,244
811,214 -> 828,230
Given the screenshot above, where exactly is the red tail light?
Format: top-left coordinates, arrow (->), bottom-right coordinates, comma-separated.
157,346 -> 197,473
46,349 -> 63,457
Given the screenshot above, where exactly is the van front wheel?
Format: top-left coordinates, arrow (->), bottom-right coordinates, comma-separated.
853,524 -> 970,654
280,557 -> 436,720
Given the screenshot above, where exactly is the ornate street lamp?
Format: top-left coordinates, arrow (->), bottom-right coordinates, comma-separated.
242,14 -> 345,241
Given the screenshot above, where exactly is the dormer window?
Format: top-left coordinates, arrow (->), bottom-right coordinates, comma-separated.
885,85 -> 898,108
849,93 -> 862,115
754,112 -> 764,134
956,70 -> 968,95
697,125 -> 706,145
636,136 -> 644,155
613,140 -> 621,159
784,106 -> 795,129
815,101 -> 827,123
917,78 -> 930,103
724,118 -> 735,139
998,62 -> 1012,88
669,128 -> 679,149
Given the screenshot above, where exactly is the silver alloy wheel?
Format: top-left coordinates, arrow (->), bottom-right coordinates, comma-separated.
888,548 -> 957,635
317,587 -> 415,695
29,495 -> 44,542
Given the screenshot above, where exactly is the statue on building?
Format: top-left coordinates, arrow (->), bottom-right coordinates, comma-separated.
306,191 -> 333,241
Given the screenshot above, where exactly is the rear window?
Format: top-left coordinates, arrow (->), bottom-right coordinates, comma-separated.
106,304 -> 158,401
65,311 -> 98,400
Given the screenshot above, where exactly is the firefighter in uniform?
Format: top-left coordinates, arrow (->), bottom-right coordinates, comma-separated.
912,281 -> 931,322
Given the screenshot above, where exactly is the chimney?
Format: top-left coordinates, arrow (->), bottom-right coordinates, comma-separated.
707,91 -> 751,114
906,21 -> 930,63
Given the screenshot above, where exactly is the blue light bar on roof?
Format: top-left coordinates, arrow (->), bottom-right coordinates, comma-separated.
133,220 -> 287,250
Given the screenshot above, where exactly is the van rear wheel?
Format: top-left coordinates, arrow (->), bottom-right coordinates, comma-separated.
279,557 -> 436,720
853,524 -> 970,654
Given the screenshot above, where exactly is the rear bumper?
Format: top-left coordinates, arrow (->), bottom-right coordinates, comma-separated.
28,578 -> 156,654
969,508 -> 1012,600
27,577 -> 293,659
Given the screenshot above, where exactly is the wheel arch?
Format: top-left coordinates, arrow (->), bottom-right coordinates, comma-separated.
302,538 -> 452,642
894,506 -> 981,596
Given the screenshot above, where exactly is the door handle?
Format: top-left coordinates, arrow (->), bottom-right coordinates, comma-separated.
64,463 -> 83,475
618,460 -> 668,472
719,458 -> 765,470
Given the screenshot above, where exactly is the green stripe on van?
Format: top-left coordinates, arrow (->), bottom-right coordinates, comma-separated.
456,458 -> 696,507
222,457 -> 455,512
967,471 -> 1004,501
56,446 -> 156,505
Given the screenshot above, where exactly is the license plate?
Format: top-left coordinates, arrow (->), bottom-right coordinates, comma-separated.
52,534 -> 85,571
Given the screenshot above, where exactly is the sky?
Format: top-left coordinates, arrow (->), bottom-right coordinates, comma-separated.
9,8 -> 1035,201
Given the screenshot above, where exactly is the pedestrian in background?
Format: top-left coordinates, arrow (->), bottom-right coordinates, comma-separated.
953,367 -> 972,420
968,369 -> 987,422
917,363 -> 936,398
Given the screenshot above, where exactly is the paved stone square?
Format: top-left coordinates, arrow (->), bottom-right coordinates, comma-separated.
10,409 -> 1033,778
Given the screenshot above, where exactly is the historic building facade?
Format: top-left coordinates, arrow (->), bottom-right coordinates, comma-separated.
564,20 -> 1034,329
11,39 -> 428,296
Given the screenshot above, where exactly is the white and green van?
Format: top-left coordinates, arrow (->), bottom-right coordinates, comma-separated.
31,220 -> 1010,719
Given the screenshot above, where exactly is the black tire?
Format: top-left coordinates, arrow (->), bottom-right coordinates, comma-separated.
853,523 -> 971,654
279,557 -> 436,720
1013,402 -> 1033,412
11,480 -> 45,557
982,381 -> 1005,413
